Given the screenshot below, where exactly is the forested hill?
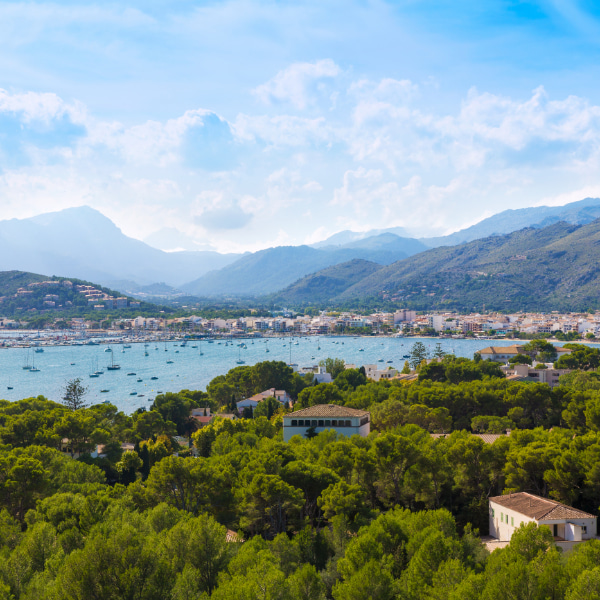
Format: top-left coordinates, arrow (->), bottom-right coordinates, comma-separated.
274,219 -> 600,311
0,270 -> 159,316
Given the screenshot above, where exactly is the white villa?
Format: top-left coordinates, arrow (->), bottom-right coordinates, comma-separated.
489,492 -> 597,552
283,404 -> 370,442
236,388 -> 293,413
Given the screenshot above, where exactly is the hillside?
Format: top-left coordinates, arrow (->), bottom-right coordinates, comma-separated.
181,238 -> 423,296
422,197 -> 600,247
0,207 -> 241,288
269,259 -> 383,305
339,220 -> 600,311
270,219 -> 600,311
0,270 -> 160,317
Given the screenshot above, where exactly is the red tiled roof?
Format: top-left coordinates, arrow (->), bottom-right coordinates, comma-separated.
490,492 -> 595,520
290,404 -> 369,418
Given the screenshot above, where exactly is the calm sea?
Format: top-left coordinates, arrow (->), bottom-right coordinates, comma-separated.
0,337 -> 586,414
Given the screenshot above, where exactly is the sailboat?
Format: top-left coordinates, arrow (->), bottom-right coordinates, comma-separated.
236,346 -> 245,364
29,352 -> 40,372
90,358 -> 100,378
7,377 -> 13,390
22,348 -> 31,370
107,348 -> 121,370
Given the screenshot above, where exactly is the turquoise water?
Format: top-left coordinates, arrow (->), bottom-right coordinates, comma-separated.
0,337 -> 583,413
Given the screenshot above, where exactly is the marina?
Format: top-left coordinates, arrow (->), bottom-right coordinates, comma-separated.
0,336 -> 583,414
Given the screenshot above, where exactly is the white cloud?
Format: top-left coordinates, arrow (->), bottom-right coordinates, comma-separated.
0,88 -> 86,123
253,59 -> 341,109
5,73 -> 600,250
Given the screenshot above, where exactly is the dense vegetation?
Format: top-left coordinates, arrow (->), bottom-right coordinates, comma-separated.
2,357 -> 600,598
0,270 -> 165,322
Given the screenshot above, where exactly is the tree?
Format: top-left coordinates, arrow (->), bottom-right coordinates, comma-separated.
62,378 -> 88,411
433,343 -> 446,359
401,361 -> 411,374
238,473 -> 304,538
409,342 -> 428,368
334,369 -> 367,391
116,450 -> 143,485
509,354 -> 533,365
254,397 -> 281,420
165,513 -> 233,596
319,358 -> 346,380
566,567 -> 600,600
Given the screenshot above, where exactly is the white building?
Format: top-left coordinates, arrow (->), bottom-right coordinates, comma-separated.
236,388 -> 293,412
295,365 -> 333,384
501,364 -> 571,388
283,404 -> 370,442
489,492 -> 596,551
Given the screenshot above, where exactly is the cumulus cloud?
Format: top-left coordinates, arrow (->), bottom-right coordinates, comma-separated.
253,59 -> 341,109
6,73 -> 600,250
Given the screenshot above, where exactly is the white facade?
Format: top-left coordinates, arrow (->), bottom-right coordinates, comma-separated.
283,405 -> 370,442
489,493 -> 597,551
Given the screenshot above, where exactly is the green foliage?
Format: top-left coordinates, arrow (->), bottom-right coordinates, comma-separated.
61,379 -> 88,411
409,342 -> 428,368
319,358 -> 346,379
509,354 -> 533,365
5,355 -> 600,598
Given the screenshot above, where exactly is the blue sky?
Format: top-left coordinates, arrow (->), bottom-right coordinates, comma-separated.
2,0 -> 600,252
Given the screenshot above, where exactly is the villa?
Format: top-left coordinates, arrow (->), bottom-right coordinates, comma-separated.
283,404 -> 370,442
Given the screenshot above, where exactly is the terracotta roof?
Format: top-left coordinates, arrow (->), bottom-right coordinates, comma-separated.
226,529 -> 244,543
490,492 -> 595,520
479,345 -> 522,354
290,404 -> 369,418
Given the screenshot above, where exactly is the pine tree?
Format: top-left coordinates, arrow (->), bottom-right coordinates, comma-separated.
62,378 -> 88,410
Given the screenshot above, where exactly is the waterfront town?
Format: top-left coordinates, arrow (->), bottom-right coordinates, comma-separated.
2,305 -> 600,341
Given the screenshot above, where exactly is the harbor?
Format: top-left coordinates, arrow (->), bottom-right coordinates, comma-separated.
0,336 -> 584,414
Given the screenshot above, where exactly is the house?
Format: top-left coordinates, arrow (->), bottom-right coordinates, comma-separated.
283,404 -> 370,442
236,388 -> 293,413
488,492 -> 597,552
191,407 -> 213,427
190,407 -> 238,426
501,364 -> 571,388
296,365 -> 333,384
478,345 -> 525,362
479,344 -> 572,363
362,364 -> 398,381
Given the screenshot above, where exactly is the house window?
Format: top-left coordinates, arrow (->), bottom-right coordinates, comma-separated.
511,517 -> 514,526
332,420 -> 337,426
291,420 -> 297,426
583,525 -> 587,534
553,524 -> 558,537
318,420 -> 324,427
501,512 -> 504,522
345,420 -> 351,427
491,508 -> 495,517
325,420 -> 331,426
311,420 -> 317,426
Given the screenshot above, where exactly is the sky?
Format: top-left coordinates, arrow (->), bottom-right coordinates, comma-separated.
2,0 -> 600,253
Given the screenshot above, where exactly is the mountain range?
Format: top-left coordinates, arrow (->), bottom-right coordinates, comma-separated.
2,198 -> 600,300
272,218 -> 600,311
0,207 -> 241,289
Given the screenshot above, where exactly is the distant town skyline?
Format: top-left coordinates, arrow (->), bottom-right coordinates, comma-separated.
2,0 -> 600,252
